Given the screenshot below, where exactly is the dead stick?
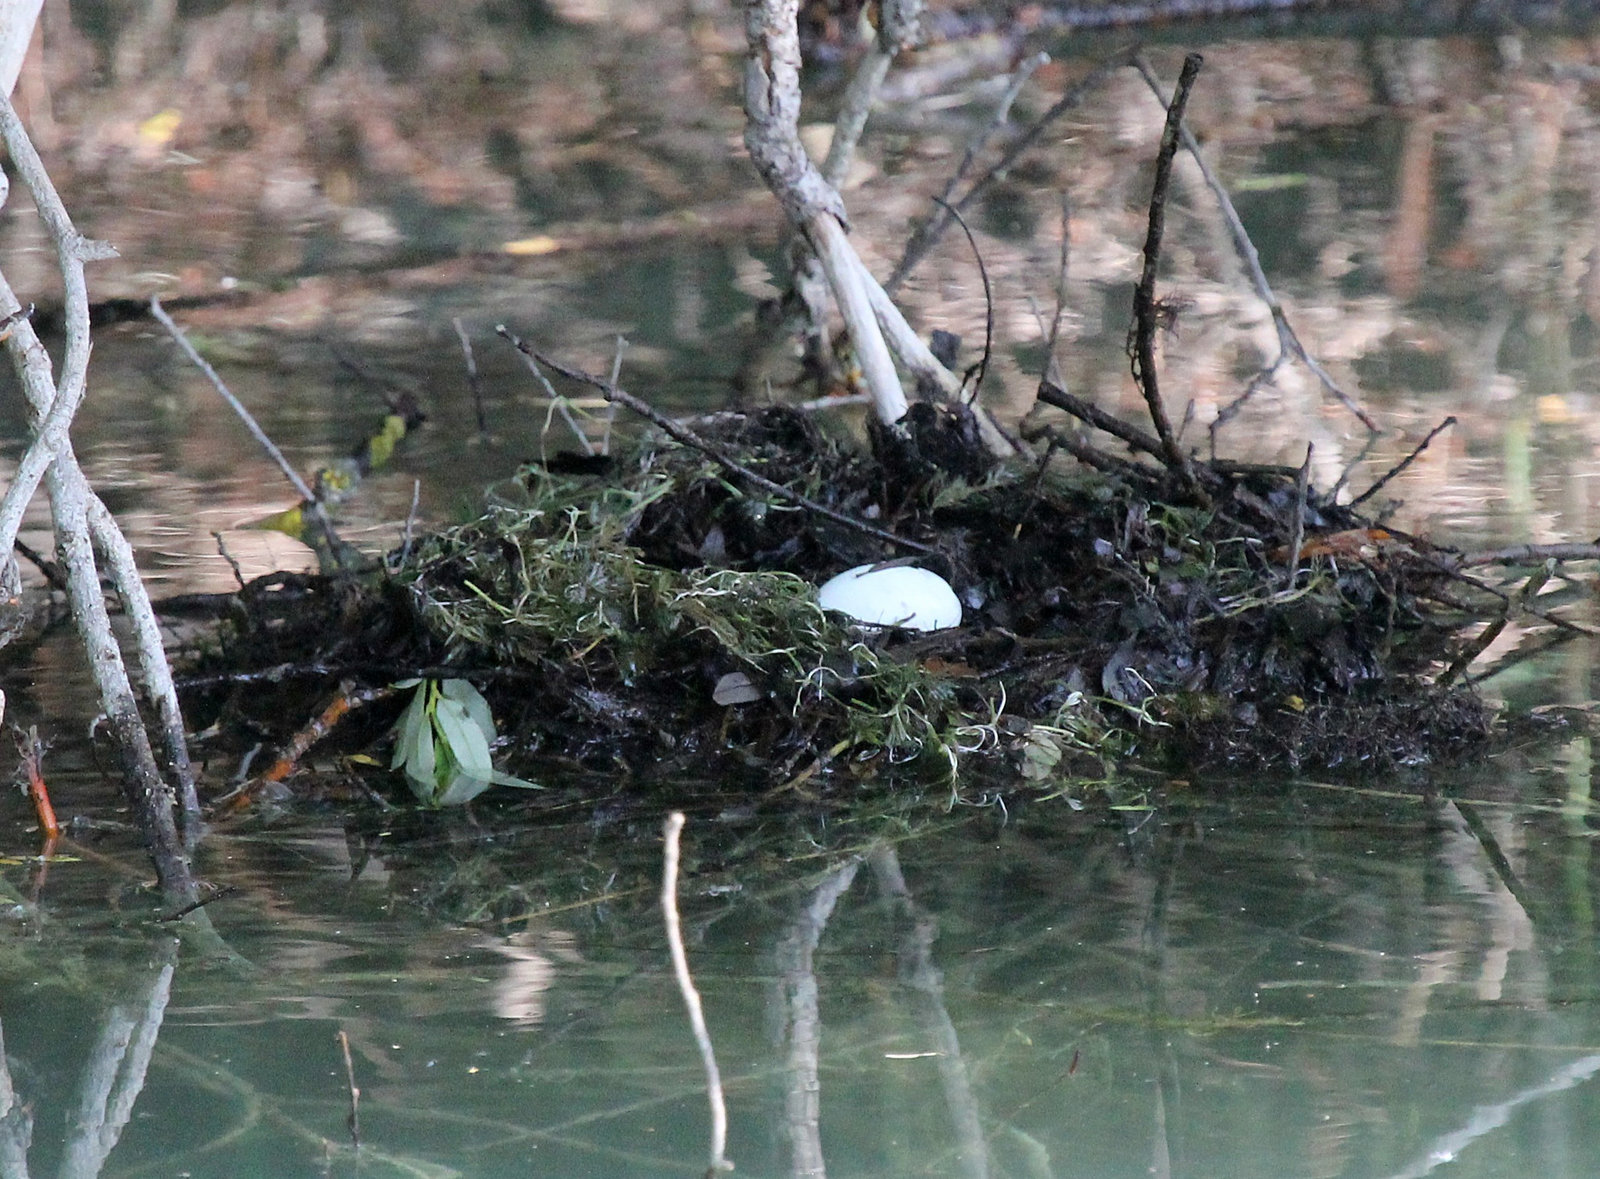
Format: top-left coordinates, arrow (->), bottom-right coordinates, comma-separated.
1129,53 -> 1206,502
452,317 -> 488,441
1036,379 -> 1167,460
336,1029 -> 361,1148
1037,427 -> 1165,485
1440,561 -> 1552,687
1134,55 -> 1379,435
1284,442 -> 1312,590
1458,543 -> 1600,567
511,338 -> 941,557
1349,416 -> 1455,508
151,297 -> 347,562
662,812 -> 732,1175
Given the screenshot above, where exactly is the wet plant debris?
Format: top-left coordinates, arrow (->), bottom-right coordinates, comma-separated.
180,398 -> 1531,801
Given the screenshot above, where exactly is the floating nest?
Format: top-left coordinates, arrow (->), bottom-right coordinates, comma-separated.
183,394 -> 1513,794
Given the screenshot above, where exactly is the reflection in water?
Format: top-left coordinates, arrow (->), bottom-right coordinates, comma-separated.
0,782 -> 1598,1175
0,941 -> 174,1179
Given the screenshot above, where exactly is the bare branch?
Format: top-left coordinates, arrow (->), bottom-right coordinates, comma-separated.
662,812 -> 733,1175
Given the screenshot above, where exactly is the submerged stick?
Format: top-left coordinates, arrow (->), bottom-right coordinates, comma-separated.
662,812 -> 732,1176
517,340 -> 940,556
336,1029 -> 362,1149
1129,52 -> 1206,501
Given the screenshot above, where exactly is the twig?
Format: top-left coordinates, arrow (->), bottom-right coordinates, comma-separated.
400,478 -> 421,565
930,197 -> 993,401
888,53 -> 1125,293
1439,561 -> 1552,687
13,535 -> 65,591
151,297 -> 345,562
212,531 -> 245,590
494,325 -> 597,456
158,884 -> 238,923
1284,442 -> 1312,590
603,334 -> 627,456
521,343 -> 941,556
661,812 -> 732,1176
1128,52 -> 1206,501
1349,416 -> 1456,509
821,45 -> 892,190
1133,55 -> 1379,435
336,1029 -> 362,1149
1036,378 -> 1167,462
1458,543 -> 1600,567
452,317 -> 488,441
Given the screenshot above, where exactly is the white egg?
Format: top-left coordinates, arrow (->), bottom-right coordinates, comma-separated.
817,564 -> 962,632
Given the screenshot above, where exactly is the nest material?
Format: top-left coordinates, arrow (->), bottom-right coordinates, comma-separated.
190,405 -> 1496,784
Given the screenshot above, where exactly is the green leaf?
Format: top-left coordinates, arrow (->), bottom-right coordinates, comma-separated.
434,696 -> 494,780
391,684 -> 430,770
488,769 -> 543,790
403,717 -> 438,802
440,678 -> 495,741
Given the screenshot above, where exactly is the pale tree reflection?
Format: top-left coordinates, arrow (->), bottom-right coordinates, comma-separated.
772,845 -> 996,1179
0,939 -> 176,1179
775,856 -> 860,1179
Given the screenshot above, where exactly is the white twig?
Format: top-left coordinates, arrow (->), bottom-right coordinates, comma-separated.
662,811 -> 732,1174
604,334 -> 627,456
0,89 -> 195,898
822,49 -> 891,190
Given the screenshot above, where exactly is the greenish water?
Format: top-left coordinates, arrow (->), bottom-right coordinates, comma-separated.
6,768 -> 1600,1177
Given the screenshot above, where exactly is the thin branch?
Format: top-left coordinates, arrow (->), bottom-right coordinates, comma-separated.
1036,379 -> 1166,462
150,297 -> 346,563
1133,55 -> 1379,435
1349,416 -> 1455,509
451,317 -> 488,441
1439,561 -> 1552,687
930,197 -> 993,401
1458,543 -> 1600,567
494,324 -> 597,456
662,812 -> 732,1176
1128,52 -> 1206,500
519,341 -> 941,556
